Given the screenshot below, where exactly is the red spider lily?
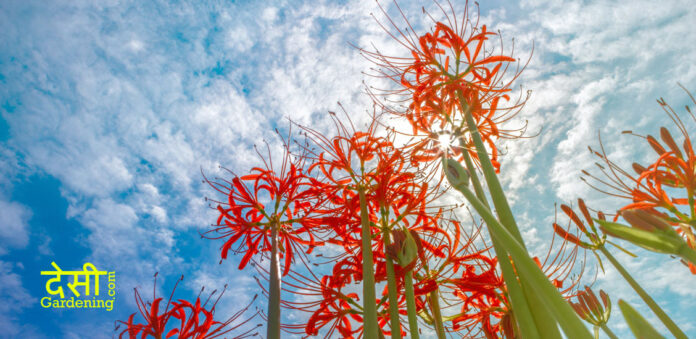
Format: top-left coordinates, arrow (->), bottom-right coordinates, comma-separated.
298,109 -> 395,242
204,134 -> 331,338
204,143 -> 327,276
633,126 -> 696,254
362,0 -> 530,172
583,88 -> 696,272
116,274 -> 259,339
382,216 -> 507,337
441,215 -> 585,338
432,222 -> 508,338
450,256 -> 508,338
551,199 -> 639,278
286,110 -> 467,337
570,286 -> 612,328
116,274 -> 182,338
583,100 -> 694,215
584,139 -> 677,215
300,109 -> 443,253
278,266 -> 365,338
552,199 -> 607,251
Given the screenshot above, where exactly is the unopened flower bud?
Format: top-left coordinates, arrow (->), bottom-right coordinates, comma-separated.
596,215 -> 695,263
571,286 -> 611,327
621,209 -> 672,232
387,229 -> 420,271
441,157 -> 470,189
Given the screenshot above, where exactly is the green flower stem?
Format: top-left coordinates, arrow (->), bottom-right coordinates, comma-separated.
428,289 -> 447,339
383,232 -> 403,339
451,155 -> 541,339
458,140 -> 491,209
450,181 -> 592,338
455,93 -> 562,337
600,324 -> 619,339
358,187 -> 380,339
404,271 -> 420,339
520,279 -> 563,338
267,221 -> 281,339
456,91 -> 525,245
496,248 -> 542,339
598,246 -> 687,339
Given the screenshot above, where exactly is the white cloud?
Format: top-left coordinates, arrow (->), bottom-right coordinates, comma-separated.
0,199 -> 31,253
0,261 -> 37,337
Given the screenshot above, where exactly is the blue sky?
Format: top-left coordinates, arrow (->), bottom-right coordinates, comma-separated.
1,0 -> 695,338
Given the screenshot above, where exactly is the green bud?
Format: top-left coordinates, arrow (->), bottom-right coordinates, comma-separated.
621,210 -> 673,233
441,157 -> 470,189
596,218 -> 681,254
398,228 -> 419,268
387,229 -> 420,270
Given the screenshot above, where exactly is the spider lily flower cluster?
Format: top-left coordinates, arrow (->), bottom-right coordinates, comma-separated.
570,286 -> 617,339
362,0 -> 530,174
583,91 -> 696,277
115,274 -> 260,339
115,1 -> 693,338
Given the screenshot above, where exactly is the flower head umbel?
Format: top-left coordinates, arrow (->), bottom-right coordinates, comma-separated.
571,286 -> 611,328
551,199 -> 640,273
204,130 -> 329,338
204,137 -> 326,276
116,274 -> 259,339
583,86 -> 696,273
362,0 -> 530,172
301,108 -> 443,256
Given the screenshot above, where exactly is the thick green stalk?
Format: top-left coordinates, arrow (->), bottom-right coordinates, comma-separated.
456,93 -> 562,337
520,278 -> 562,338
458,142 -> 491,209
404,271 -> 419,339
600,324 -> 619,339
457,91 -> 525,244
428,289 -> 447,339
267,222 -> 281,339
496,252 -> 542,339
599,246 -> 687,339
383,232 -> 403,339
358,187 -> 380,338
450,182 -> 592,338
451,155 -> 541,339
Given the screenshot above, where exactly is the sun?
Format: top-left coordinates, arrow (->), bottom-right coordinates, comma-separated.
438,133 -> 453,151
